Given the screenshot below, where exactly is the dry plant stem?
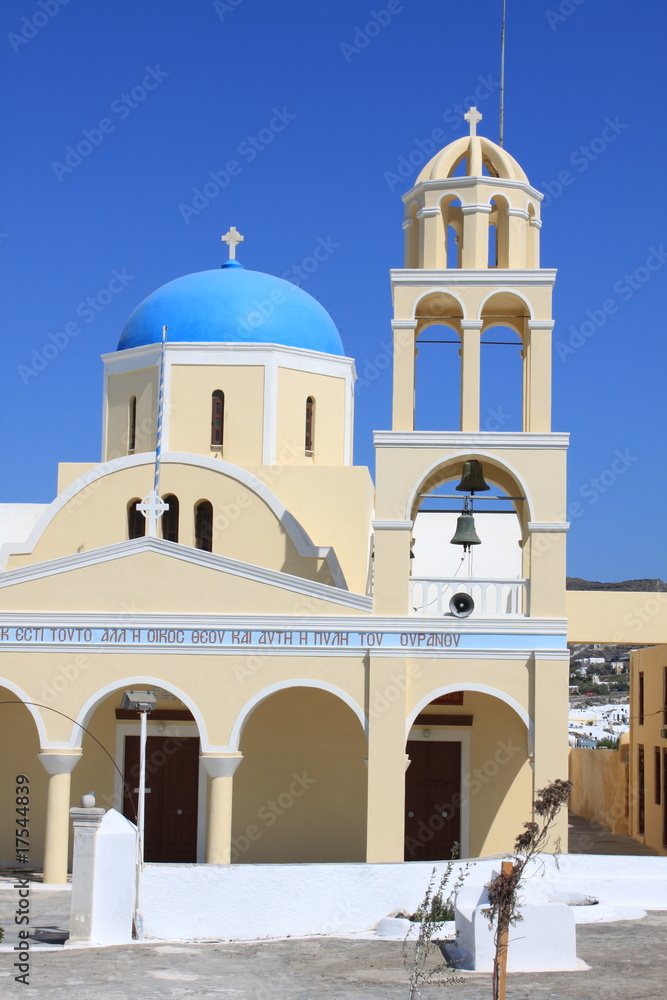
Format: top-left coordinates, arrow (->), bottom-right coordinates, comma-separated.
485,779 -> 573,1000
494,860 -> 513,1000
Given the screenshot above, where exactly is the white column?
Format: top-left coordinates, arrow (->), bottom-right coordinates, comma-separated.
38,752 -> 82,885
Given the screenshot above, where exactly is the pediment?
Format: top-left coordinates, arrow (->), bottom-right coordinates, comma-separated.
0,538 -> 371,616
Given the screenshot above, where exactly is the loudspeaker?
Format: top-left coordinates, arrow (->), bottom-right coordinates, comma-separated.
449,592 -> 475,618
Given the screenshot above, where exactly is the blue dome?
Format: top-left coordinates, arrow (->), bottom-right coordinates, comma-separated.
117,261 -> 345,355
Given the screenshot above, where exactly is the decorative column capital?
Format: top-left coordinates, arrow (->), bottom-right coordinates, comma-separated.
461,203 -> 493,215
200,754 -> 244,778
70,806 -> 106,830
527,320 -> 555,332
391,319 -> 418,331
38,752 -> 82,776
460,320 -> 483,331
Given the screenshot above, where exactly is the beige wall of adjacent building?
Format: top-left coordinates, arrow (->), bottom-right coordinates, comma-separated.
629,645 -> 667,855
569,740 -> 629,835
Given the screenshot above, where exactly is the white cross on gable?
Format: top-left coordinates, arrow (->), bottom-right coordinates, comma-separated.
464,107 -> 483,137
137,491 -> 169,538
222,226 -> 244,260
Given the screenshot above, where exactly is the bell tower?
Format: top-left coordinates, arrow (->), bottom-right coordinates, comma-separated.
372,108 -> 569,621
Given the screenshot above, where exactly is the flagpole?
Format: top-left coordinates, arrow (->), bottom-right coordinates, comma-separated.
499,0 -> 507,147
153,324 -> 168,496
137,325 -> 169,537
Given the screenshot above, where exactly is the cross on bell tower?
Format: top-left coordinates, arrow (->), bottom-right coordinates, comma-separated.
221,226 -> 244,260
464,106 -> 482,137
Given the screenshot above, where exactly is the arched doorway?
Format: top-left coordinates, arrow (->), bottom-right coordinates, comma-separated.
405,689 -> 530,860
77,682 -> 204,863
234,686 -> 367,862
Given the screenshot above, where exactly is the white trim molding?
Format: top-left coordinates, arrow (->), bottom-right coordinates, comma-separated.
228,680 -> 368,750
401,175 -> 546,204
390,268 -> 557,288
371,520 -> 413,531
374,431 -> 569,450
0,452 -> 350,589
527,522 -> 570,533
0,537 -> 371,611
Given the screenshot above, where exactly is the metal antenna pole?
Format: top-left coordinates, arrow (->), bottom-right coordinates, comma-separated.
499,0 -> 507,147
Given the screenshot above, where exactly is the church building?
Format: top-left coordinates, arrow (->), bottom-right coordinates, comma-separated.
0,110 -> 571,883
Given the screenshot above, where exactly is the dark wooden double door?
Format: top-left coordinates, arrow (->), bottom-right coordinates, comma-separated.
404,740 -> 461,861
122,736 -> 199,862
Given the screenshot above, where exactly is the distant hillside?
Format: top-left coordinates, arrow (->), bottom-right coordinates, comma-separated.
566,578 -> 667,592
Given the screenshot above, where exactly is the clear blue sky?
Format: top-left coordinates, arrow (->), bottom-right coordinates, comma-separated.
1,0 -> 665,582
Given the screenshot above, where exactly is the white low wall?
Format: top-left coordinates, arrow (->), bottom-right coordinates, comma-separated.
141,854 -> 667,941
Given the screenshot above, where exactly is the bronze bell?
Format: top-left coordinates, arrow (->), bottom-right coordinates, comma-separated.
450,512 -> 481,552
456,459 -> 490,493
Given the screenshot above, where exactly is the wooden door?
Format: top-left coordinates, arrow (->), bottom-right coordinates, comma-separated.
663,749 -> 667,850
405,740 -> 461,861
122,735 -> 200,862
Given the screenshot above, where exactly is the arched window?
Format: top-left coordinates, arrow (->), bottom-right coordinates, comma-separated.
305,397 -> 315,456
195,500 -> 213,552
211,390 -> 224,448
127,498 -> 145,539
128,396 -> 137,453
162,494 -> 179,543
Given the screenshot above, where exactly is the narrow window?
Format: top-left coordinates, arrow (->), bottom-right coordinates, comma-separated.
663,667 -> 667,725
195,500 -> 213,552
639,671 -> 645,725
162,494 -> 179,543
305,396 -> 315,456
211,390 -> 224,448
638,745 -> 645,835
127,498 -> 145,539
663,749 -> 667,849
655,747 -> 662,806
128,396 -> 137,453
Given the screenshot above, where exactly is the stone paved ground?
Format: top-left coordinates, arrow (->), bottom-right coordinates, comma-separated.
568,813 -> 661,856
1,913 -> 666,999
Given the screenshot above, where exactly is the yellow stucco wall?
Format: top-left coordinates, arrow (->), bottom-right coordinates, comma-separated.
567,591 -> 667,644
569,744 -> 629,835
233,687 -> 367,862
276,367 -> 347,466
106,368 -> 157,459
167,365 -> 265,465
629,645 -> 667,855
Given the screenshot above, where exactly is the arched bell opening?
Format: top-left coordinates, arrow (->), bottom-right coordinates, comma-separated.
414,291 -> 464,431
488,195 -> 510,268
407,456 -> 530,618
480,292 -> 530,433
234,686 -> 367,862
404,688 -> 531,859
440,194 -> 463,268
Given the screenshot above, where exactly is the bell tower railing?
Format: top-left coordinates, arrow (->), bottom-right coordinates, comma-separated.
410,577 -> 528,618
